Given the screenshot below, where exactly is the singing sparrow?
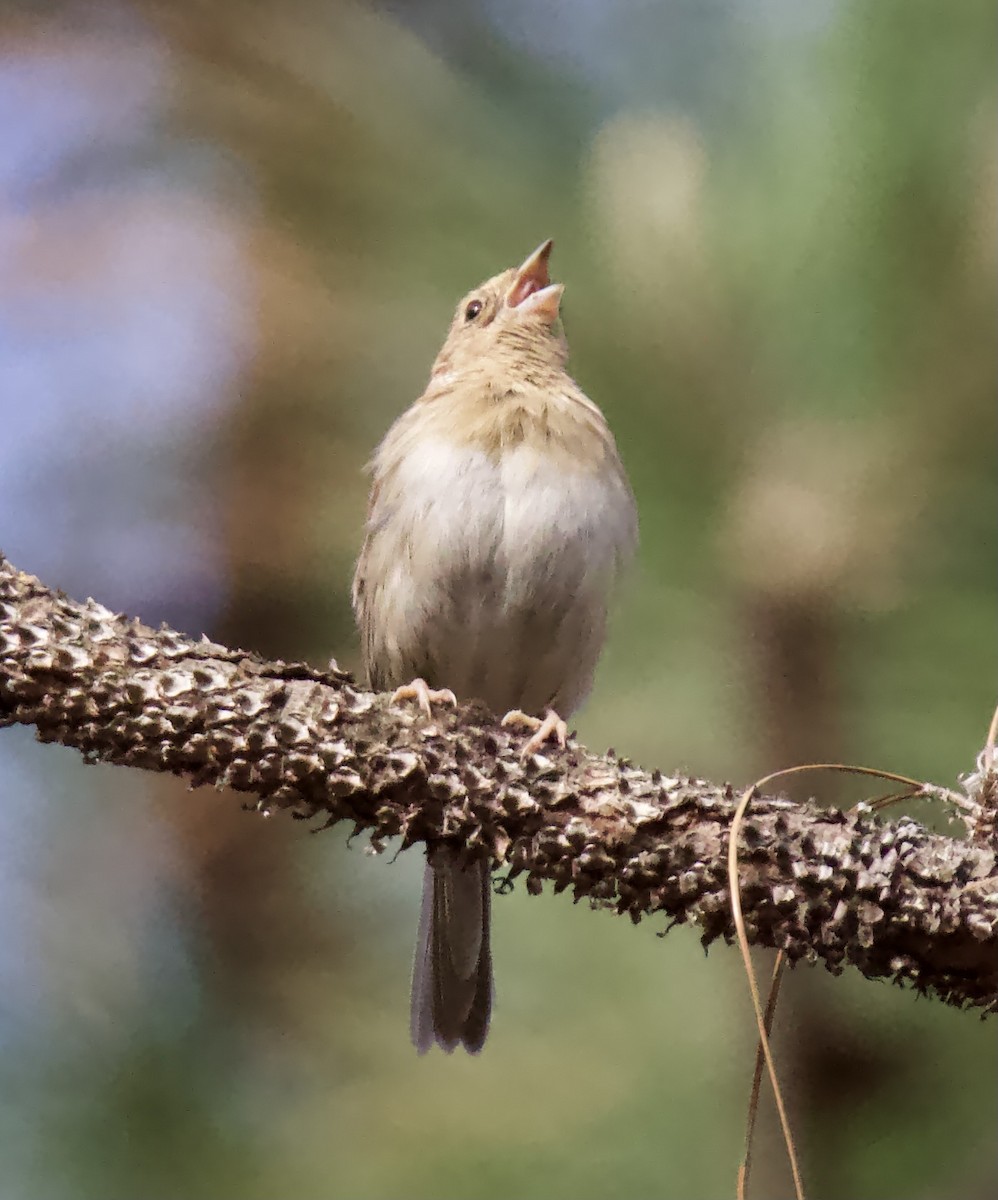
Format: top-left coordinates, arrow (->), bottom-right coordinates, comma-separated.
352,240 -> 637,1053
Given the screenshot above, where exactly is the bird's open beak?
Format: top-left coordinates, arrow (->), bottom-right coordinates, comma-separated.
507,239 -> 563,323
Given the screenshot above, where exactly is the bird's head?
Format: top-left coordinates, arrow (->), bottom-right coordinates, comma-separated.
431,240 -> 568,380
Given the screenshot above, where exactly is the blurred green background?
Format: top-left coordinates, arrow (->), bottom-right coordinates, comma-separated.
0,1 -> 995,1197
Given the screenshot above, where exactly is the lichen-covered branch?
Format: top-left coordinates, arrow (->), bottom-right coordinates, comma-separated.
1,552 -> 996,1012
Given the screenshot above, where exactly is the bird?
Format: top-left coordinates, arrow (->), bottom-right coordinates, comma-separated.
352,239 -> 637,1054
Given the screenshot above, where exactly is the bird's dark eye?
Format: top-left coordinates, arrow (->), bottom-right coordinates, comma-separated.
464,299 -> 483,321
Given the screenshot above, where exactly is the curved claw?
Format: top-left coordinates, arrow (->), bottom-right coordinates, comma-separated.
501,707 -> 568,758
391,678 -> 457,720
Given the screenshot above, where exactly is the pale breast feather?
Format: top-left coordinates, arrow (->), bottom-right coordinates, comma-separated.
355,405 -> 635,711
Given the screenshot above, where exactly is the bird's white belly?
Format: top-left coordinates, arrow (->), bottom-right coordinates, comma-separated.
372,435 -> 630,716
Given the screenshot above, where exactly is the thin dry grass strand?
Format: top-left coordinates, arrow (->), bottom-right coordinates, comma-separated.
867,788 -> 921,813
737,949 -> 786,1200
983,702 -> 998,772
739,779 -> 920,1199
730,760 -> 948,1200
729,775 -> 805,1200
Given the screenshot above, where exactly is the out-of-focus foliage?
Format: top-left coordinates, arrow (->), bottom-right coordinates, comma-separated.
0,1 -> 994,1197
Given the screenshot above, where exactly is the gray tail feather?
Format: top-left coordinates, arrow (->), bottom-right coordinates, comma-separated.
410,854 -> 492,1054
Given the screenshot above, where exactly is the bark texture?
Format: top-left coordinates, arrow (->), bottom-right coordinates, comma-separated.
1,553 -> 995,1013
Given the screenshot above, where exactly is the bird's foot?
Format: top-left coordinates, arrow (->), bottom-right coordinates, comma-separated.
390,678 -> 457,720
501,707 -> 568,758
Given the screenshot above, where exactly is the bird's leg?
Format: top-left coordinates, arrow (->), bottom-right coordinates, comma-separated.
390,677 -> 457,720
501,707 -> 568,758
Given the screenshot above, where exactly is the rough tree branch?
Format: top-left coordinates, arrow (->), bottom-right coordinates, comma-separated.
1,553 -> 995,1012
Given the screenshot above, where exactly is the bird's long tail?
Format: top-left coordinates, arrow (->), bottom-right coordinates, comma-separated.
410,852 -> 492,1054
